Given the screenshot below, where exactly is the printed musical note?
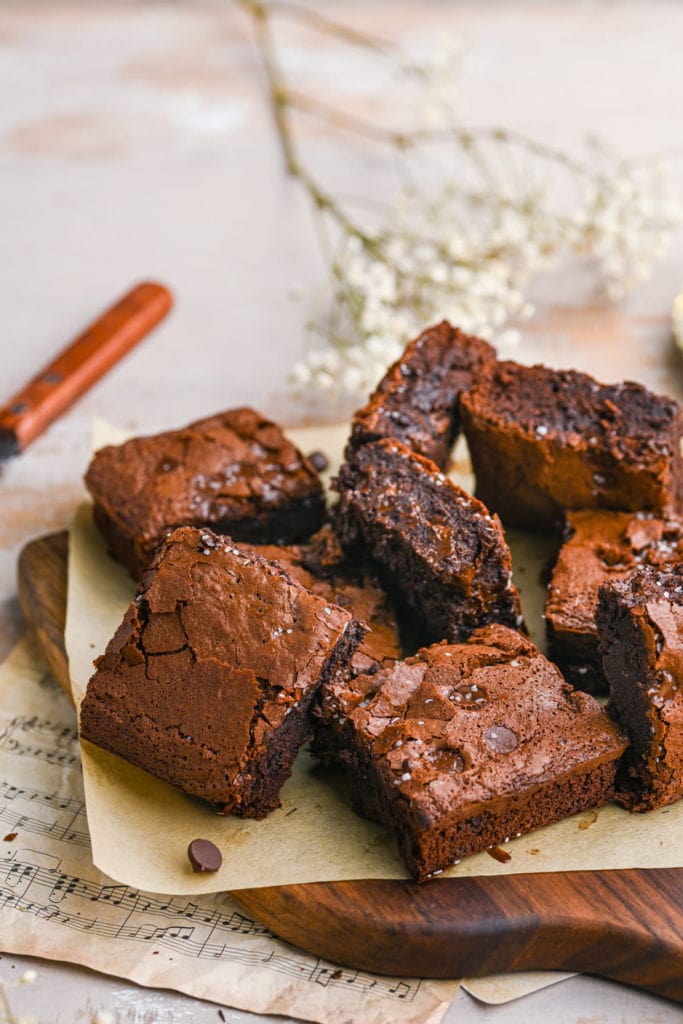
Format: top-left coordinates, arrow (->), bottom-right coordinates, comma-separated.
0,807 -> 89,848
0,736 -> 80,768
222,910 -> 270,936
0,780 -> 84,814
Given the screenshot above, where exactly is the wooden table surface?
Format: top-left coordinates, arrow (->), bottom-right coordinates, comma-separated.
2,1 -> 683,1021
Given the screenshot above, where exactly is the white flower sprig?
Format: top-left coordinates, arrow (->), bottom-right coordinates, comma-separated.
239,1 -> 683,402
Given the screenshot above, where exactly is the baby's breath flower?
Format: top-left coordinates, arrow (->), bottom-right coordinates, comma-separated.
242,3 -> 683,403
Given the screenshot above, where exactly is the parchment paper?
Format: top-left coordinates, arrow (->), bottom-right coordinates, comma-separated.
65,423 -> 683,897
461,972 -> 575,1004
0,637 -> 458,1024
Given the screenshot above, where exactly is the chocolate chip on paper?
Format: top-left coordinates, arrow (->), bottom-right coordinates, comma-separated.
187,838 -> 222,873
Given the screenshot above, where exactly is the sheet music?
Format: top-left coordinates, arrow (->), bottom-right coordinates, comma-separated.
0,638 -> 458,1024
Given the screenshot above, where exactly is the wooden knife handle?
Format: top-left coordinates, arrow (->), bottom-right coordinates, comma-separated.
0,281 -> 173,454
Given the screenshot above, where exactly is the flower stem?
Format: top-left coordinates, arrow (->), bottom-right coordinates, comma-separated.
237,0 -> 376,247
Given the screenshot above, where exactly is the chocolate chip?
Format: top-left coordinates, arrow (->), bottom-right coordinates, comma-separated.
308,450 -> 329,472
187,838 -> 222,873
483,725 -> 518,753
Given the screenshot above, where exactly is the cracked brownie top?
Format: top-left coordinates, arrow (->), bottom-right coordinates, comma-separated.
79,526 -> 365,814
318,624 -> 627,824
237,525 -> 401,676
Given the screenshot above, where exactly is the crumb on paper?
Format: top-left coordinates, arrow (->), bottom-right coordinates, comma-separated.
487,846 -> 512,864
578,811 -> 598,831
3,833 -> 17,842
19,970 -> 37,984
528,848 -> 541,855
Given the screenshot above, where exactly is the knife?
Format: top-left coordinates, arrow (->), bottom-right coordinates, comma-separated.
0,281 -> 173,461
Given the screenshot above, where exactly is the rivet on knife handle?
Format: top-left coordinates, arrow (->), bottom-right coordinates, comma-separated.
0,281 -> 173,459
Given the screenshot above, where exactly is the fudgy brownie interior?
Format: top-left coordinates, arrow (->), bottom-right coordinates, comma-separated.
460,361 -> 683,529
546,510 -> 683,691
597,565 -> 683,811
335,440 -> 523,645
472,365 -> 680,456
348,320 -> 495,469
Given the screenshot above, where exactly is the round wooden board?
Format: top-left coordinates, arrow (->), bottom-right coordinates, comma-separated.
16,532 -> 683,1002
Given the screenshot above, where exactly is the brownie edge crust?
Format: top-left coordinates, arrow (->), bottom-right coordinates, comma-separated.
80,526 -> 366,818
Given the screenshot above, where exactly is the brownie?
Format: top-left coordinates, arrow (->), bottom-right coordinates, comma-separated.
347,321 -> 495,470
460,361 -> 683,530
85,408 -> 326,577
597,566 -> 683,811
546,510 -> 683,691
80,526 -> 366,818
238,525 -> 401,677
314,625 -> 626,880
335,440 -> 524,645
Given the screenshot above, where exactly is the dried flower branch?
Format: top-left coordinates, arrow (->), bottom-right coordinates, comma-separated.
239,0 -> 683,402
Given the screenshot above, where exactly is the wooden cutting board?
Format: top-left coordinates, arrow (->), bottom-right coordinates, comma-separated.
16,532 -> 683,1002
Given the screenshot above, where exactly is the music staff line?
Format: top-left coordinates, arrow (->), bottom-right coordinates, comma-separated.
1,858 -> 271,928
0,708 -> 419,1002
0,806 -> 90,849
0,856 -> 419,1001
0,885 -> 415,999
0,715 -> 79,745
0,714 -> 81,770
0,781 -> 85,816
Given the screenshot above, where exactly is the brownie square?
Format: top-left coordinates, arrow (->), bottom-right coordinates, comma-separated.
238,525 -> 401,677
335,439 -> 524,645
315,625 -> 626,879
348,321 -> 495,470
85,408 -> 326,577
546,510 -> 683,691
80,526 -> 366,818
597,566 -> 683,811
460,361 -> 683,530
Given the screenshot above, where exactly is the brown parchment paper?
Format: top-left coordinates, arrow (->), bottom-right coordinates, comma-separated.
65,422 -> 683,897
0,637 -> 458,1024
461,971 -> 575,1004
